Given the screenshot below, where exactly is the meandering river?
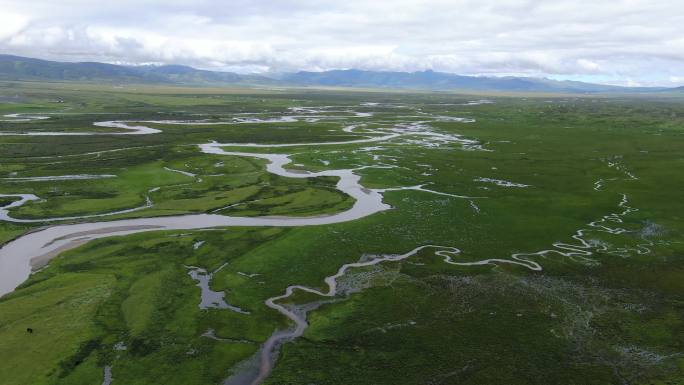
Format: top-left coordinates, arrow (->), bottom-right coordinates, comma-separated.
0,139 -> 395,295
0,109 -> 493,385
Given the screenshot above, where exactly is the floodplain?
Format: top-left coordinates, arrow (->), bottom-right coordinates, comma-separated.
1,81 -> 683,385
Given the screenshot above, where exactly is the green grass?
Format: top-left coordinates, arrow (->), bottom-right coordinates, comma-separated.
0,273 -> 114,385
1,82 -> 683,384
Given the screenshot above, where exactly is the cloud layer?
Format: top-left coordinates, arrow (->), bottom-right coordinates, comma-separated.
1,0 -> 684,85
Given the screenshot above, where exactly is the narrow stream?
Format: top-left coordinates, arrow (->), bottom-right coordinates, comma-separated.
230,190 -> 642,384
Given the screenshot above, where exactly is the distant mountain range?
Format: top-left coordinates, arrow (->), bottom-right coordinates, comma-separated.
277,69 -> 670,93
0,55 -> 273,85
0,54 -> 678,94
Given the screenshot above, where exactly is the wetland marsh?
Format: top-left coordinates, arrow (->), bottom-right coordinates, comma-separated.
1,82 -> 683,385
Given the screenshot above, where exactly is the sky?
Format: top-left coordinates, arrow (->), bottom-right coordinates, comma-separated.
1,0 -> 684,86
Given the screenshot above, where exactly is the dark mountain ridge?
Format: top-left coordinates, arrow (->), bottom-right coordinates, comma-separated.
0,54 -> 672,93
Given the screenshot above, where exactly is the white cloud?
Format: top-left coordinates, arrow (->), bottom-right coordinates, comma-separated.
577,59 -> 601,73
0,0 -> 683,85
0,11 -> 29,40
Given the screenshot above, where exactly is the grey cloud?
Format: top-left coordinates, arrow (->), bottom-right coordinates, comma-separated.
1,0 -> 684,85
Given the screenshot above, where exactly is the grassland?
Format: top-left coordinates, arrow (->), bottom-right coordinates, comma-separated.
1,81 -> 683,385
